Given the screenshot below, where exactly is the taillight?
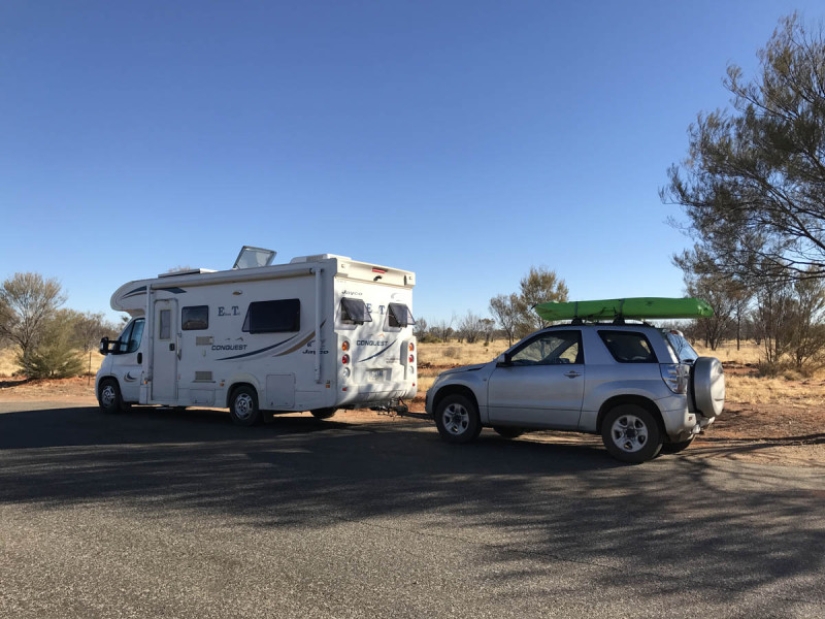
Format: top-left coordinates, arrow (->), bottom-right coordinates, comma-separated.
342,354 -> 350,364
660,363 -> 687,394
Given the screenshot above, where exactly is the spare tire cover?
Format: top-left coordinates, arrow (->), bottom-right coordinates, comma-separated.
692,357 -> 725,418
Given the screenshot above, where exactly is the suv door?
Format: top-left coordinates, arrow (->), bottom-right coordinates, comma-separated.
487,329 -> 585,429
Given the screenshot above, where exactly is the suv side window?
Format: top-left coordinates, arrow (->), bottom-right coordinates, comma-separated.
598,330 -> 657,363
509,331 -> 582,366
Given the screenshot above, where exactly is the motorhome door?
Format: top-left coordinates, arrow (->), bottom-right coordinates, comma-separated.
152,299 -> 178,402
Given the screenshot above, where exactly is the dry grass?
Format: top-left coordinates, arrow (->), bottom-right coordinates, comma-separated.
695,341 -> 762,365
416,340 -> 507,397
0,347 -> 103,378
693,341 -> 825,407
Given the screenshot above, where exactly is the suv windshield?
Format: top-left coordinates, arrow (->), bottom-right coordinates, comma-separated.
663,329 -> 699,362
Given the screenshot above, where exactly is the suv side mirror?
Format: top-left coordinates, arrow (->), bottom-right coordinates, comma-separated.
496,353 -> 511,367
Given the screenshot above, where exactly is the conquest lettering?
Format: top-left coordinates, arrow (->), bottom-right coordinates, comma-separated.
357,340 -> 388,347
211,344 -> 248,351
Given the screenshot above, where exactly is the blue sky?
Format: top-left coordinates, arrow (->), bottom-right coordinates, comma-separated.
2,1 -> 822,326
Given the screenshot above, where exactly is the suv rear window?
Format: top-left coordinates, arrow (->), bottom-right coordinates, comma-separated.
663,329 -> 699,362
598,330 -> 657,363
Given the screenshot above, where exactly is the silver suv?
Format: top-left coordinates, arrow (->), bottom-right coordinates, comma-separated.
425,323 -> 724,463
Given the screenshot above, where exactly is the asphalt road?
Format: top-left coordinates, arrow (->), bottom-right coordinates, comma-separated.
1,402 -> 823,619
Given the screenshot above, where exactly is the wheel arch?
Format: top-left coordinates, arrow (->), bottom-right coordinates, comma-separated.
431,385 -> 481,421
96,375 -> 122,399
596,395 -> 664,435
225,381 -> 260,409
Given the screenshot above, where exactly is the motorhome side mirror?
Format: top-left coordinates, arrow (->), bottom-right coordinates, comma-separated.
99,337 -> 110,356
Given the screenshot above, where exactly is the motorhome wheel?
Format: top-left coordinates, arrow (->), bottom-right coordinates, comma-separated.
98,379 -> 130,414
229,386 -> 262,426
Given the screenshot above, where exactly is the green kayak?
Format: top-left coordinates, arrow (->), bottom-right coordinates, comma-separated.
534,297 -> 714,321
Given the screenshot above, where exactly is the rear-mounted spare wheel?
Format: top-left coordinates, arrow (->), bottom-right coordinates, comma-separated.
691,357 -> 725,418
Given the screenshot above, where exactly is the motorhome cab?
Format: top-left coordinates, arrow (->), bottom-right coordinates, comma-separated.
96,247 -> 417,425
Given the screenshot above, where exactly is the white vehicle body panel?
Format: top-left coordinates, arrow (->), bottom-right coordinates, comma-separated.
96,254 -> 417,413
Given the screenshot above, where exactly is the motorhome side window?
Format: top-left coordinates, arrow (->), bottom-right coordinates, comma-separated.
242,299 -> 300,333
118,318 -> 145,354
182,305 -> 209,331
339,298 -> 372,325
388,303 -> 415,328
159,309 -> 172,340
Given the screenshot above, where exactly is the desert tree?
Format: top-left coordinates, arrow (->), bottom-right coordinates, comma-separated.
513,266 -> 569,339
490,267 -> 569,342
456,311 -> 492,344
413,317 -> 429,340
17,309 -> 85,379
0,273 -> 67,362
750,268 -> 825,372
489,293 -> 520,344
479,318 -> 496,345
68,310 -> 120,376
662,13 -> 825,287
674,249 -> 750,349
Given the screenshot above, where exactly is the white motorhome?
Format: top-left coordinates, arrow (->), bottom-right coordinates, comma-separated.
96,247 -> 417,425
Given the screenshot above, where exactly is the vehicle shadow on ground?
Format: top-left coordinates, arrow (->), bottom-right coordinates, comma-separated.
1,403 -> 823,612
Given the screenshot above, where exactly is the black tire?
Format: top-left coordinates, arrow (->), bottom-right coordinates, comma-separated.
98,379 -> 130,414
434,394 -> 481,444
661,436 -> 695,454
601,404 -> 663,464
229,386 -> 261,426
310,407 -> 337,420
493,426 -> 525,439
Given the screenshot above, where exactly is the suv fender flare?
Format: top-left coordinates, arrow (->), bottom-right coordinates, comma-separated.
431,386 -> 484,424
596,396 -> 664,436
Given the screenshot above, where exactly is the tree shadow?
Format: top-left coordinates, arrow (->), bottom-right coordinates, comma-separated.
0,403 -> 822,613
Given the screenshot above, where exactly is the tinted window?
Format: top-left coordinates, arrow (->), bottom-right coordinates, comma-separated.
242,299 -> 300,333
388,303 -> 415,328
509,331 -> 582,365
599,330 -> 657,363
664,329 -> 699,362
340,298 -> 372,324
159,309 -> 172,340
182,305 -> 209,331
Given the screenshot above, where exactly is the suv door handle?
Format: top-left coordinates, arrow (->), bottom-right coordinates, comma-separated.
564,371 -> 581,378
